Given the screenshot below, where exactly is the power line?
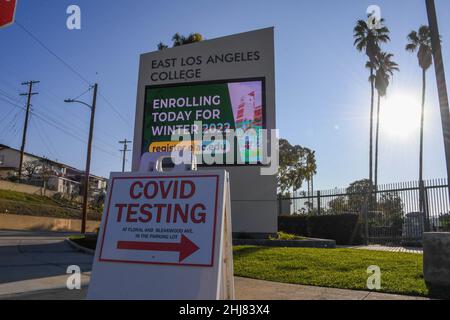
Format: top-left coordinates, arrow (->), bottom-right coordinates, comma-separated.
1,85 -> 121,152
98,92 -> 133,126
36,86 -> 123,142
73,86 -> 93,100
31,110 -> 121,160
31,101 -> 119,151
0,109 -> 23,140
30,116 -> 57,160
15,21 -> 91,86
15,21 -> 132,128
0,89 -> 25,106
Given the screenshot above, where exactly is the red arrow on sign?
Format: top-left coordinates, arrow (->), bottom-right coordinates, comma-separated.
117,235 -> 200,262
0,0 -> 17,28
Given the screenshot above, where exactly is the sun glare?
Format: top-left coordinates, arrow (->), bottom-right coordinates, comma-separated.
380,93 -> 421,139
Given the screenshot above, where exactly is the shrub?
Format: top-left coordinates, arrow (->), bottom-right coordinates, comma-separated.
278,214 -> 363,245
52,192 -> 64,201
269,231 -> 305,240
308,214 -> 362,245
440,214 -> 450,232
278,215 -> 308,236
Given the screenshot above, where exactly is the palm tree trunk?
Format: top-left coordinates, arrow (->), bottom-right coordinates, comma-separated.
419,69 -> 426,213
369,68 -> 375,184
375,93 -> 381,189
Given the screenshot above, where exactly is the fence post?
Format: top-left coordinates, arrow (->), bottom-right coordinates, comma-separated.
420,181 -> 430,232
278,196 -> 282,216
317,191 -> 321,216
363,189 -> 370,246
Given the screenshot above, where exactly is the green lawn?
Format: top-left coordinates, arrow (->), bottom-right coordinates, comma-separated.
233,246 -> 428,297
70,234 -> 98,249
0,189 -> 60,205
0,189 -> 102,221
65,234 -> 431,297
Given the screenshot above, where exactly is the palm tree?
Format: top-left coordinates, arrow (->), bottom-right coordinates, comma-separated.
157,42 -> 168,50
373,52 -> 399,188
353,19 -> 390,184
158,33 -> 203,50
406,26 -> 433,193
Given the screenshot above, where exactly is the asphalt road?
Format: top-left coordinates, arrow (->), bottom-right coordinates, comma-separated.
0,230 -> 92,299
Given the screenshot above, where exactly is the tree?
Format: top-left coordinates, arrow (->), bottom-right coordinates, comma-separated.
157,42 -> 168,51
277,139 -> 317,197
377,192 -> 404,231
346,179 -> 374,213
406,26 -> 434,198
373,52 -> 399,188
22,160 -> 41,181
38,158 -> 55,195
328,196 -> 348,214
157,33 -> 203,50
353,19 -> 390,185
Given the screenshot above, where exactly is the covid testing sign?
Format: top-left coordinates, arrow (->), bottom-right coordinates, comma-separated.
88,170 -> 233,300
98,174 -> 220,266
142,79 -> 266,165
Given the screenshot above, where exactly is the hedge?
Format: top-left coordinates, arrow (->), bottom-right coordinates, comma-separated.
278,214 -> 363,245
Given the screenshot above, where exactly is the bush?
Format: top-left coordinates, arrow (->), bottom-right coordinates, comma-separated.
269,231 -> 305,240
308,214 -> 362,245
440,214 -> 450,231
278,215 -> 308,236
278,214 -> 363,245
52,192 -> 64,201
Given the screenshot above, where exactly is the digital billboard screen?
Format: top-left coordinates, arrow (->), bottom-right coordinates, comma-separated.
142,78 -> 266,165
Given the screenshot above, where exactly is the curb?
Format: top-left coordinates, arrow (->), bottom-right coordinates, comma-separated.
233,238 -> 336,248
65,238 -> 95,255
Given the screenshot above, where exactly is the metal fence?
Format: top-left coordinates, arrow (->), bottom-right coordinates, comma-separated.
279,179 -> 450,246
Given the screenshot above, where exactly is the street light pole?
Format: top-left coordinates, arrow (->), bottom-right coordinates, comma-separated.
425,0 -> 450,200
65,83 -> 98,234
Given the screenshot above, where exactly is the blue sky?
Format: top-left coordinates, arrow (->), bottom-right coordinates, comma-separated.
1,0 -> 449,190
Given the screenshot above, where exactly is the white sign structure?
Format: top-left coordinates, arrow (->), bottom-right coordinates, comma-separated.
87,166 -> 234,300
132,28 -> 277,237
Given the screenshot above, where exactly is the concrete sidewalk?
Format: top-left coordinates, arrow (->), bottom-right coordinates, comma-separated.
0,230 -> 429,300
0,277 -> 428,300
341,245 -> 423,254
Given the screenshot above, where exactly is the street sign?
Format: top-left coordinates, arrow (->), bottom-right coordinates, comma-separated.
0,0 -> 17,28
87,166 -> 234,300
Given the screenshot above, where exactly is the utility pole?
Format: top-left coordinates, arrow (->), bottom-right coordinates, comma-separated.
426,0 -> 450,202
119,139 -> 132,172
64,83 -> 98,234
18,81 -> 39,182
82,83 -> 98,234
